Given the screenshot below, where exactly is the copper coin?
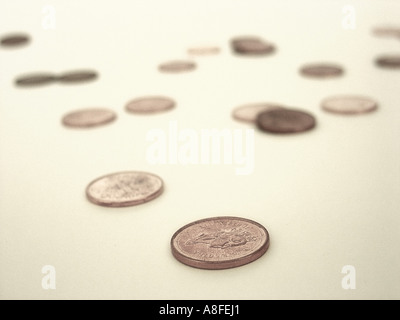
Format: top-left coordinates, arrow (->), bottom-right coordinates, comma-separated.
372,26 -> 400,38
232,103 -> 284,123
158,60 -> 196,73
256,108 -> 316,134
62,108 -> 117,128
57,70 -> 98,83
300,63 -> 344,78
187,46 -> 220,56
125,96 -> 175,114
171,216 -> 269,270
86,171 -> 164,207
0,33 -> 30,47
321,95 -> 378,115
15,73 -> 57,87
231,36 -> 275,55
375,55 -> 400,68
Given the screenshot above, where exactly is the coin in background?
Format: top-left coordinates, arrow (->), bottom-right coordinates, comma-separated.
86,171 -> 164,207
231,36 -> 275,55
187,46 -> 220,56
58,70 -> 98,83
372,26 -> 400,38
125,96 -> 175,114
300,63 -> 344,78
321,95 -> 378,115
15,73 -> 57,87
232,103 -> 284,123
0,33 -> 30,47
62,108 -> 116,128
375,55 -> 400,69
171,216 -> 269,270
158,60 -> 196,73
256,108 -> 316,134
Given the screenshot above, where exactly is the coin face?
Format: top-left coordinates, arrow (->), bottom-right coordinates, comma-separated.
58,70 -> 98,83
15,73 -> 57,87
187,46 -> 220,56
158,60 -> 196,73
0,33 -> 30,47
62,108 -> 116,128
86,171 -> 164,207
300,63 -> 344,78
321,95 -> 378,115
256,109 -> 316,134
125,96 -> 175,114
232,103 -> 284,123
231,36 -> 275,55
171,216 -> 269,270
375,55 -> 400,68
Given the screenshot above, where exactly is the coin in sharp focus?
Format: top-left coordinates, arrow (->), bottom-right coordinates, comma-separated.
125,96 -> 175,114
0,33 -> 30,47
300,63 -> 344,78
62,108 -> 117,128
171,216 -> 269,270
86,171 -> 164,207
375,54 -> 400,69
256,108 -> 316,134
321,95 -> 378,115
158,60 -> 196,73
57,70 -> 98,83
187,46 -> 221,56
15,73 -> 57,87
231,36 -> 275,55
232,103 -> 284,123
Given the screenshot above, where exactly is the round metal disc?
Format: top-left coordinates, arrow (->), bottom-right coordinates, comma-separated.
321,95 -> 378,115
125,96 -> 175,114
15,73 -> 57,87
300,63 -> 344,78
0,33 -> 30,47
158,60 -> 196,73
57,70 -> 98,83
62,108 -> 117,128
375,55 -> 400,69
232,103 -> 284,123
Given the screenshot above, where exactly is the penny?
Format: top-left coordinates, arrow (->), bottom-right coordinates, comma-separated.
187,46 -> 220,56
256,108 -> 316,134
86,171 -> 164,207
375,55 -> 400,68
321,95 -> 378,115
158,60 -> 196,73
62,108 -> 116,128
372,26 -> 400,38
231,36 -> 275,55
15,73 -> 57,87
171,216 -> 269,270
232,103 -> 284,123
125,96 -> 175,114
300,63 -> 344,78
57,70 -> 98,83
0,33 -> 30,47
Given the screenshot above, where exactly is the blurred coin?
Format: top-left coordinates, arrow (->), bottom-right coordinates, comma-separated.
321,95 -> 378,115
15,73 -> 56,87
187,46 -> 220,56
171,216 -> 269,270
158,60 -> 196,73
58,70 -> 98,83
372,26 -> 400,38
231,36 -> 275,55
300,63 -> 344,78
0,33 -> 30,47
232,103 -> 284,123
126,96 -> 175,114
62,108 -> 116,128
86,171 -> 164,207
375,55 -> 400,68
256,108 -> 316,134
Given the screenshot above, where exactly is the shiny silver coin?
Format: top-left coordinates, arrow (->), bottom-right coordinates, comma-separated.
321,95 -> 378,115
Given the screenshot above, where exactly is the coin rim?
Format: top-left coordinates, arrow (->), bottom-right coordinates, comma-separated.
62,108 -> 117,128
85,171 -> 164,207
57,70 -> 98,82
321,95 -> 378,115
158,60 -> 196,73
125,96 -> 176,114
171,216 -> 270,270
15,73 -> 57,86
299,63 -> 344,78
375,55 -> 400,68
0,33 -> 30,46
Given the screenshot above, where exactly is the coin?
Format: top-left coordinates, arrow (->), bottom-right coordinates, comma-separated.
300,63 -> 344,78
125,96 -> 175,114
57,70 -> 98,83
321,95 -> 378,115
187,46 -> 220,56
62,108 -> 117,128
232,103 -> 284,123
171,216 -> 269,270
375,55 -> 400,68
231,36 -> 275,55
0,33 -> 30,47
372,26 -> 400,38
86,171 -> 164,207
15,73 -> 57,87
158,60 -> 196,73
256,108 -> 316,134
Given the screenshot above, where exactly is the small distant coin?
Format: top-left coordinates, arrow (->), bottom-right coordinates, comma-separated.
256,108 -> 316,134
372,26 -> 400,38
300,63 -> 344,78
158,60 -> 196,73
125,96 -> 175,114
232,103 -> 284,123
187,46 -> 220,56
62,108 -> 116,128
375,55 -> 400,68
58,70 -> 98,83
15,73 -> 56,87
0,33 -> 30,47
231,36 -> 275,55
321,95 -> 378,115
171,216 -> 269,270
86,171 -> 164,207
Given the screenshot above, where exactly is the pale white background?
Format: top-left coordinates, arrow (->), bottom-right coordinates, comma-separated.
0,0 -> 399,299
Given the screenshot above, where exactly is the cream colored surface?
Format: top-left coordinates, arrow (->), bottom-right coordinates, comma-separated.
0,0 -> 399,299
